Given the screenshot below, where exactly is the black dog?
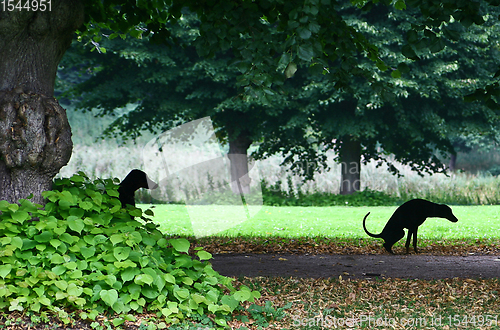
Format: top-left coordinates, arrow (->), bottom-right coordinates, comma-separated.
118,169 -> 158,207
363,199 -> 458,254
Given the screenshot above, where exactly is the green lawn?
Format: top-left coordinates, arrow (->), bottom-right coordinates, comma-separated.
142,204 -> 500,239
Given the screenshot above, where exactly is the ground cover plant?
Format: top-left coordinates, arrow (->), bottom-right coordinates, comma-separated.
0,173 -> 261,329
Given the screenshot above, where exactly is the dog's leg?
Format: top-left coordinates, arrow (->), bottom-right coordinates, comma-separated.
405,228 -> 419,254
383,242 -> 394,254
405,230 -> 412,254
413,227 -> 419,253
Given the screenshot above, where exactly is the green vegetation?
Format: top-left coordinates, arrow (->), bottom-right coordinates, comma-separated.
148,204 -> 500,240
0,173 -> 261,328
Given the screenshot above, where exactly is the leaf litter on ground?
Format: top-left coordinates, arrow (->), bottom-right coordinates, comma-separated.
186,236 -> 500,256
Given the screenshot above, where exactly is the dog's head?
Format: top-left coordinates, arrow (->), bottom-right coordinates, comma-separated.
121,169 -> 158,191
441,205 -> 458,223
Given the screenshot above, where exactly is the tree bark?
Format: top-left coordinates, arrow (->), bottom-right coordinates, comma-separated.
448,153 -> 457,172
228,135 -> 252,194
339,135 -> 361,195
0,1 -> 84,204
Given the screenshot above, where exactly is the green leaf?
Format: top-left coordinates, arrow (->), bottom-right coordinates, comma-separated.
55,280 -> 68,290
107,189 -> 119,197
0,200 -> 11,211
391,69 -> 401,78
233,290 -> 251,302
0,237 -> 11,245
115,260 -> 137,269
164,273 -> 176,284
129,208 -> 142,217
69,208 -> 85,218
401,44 -> 419,61
196,250 -> 212,261
70,174 -> 85,183
113,318 -> 125,327
60,233 -> 76,244
113,247 -> 131,261
376,61 -> 388,71
52,265 -> 66,276
298,27 -> 311,39
406,30 -> 419,44
110,234 -> 124,245
121,268 -> 140,282
67,216 -> 85,234
169,238 -> 190,253
11,210 -> 29,222
0,265 -> 12,279
157,238 -> 168,248
429,38 -> 446,53
297,44 -> 314,61
34,231 -> 53,243
174,288 -> 189,300
67,283 -> 83,296
80,246 -> 96,259
51,254 -> 65,264
134,274 -> 154,286
397,62 -> 410,74
11,237 -> 23,250
78,201 -> 93,210
394,0 -> 406,10
100,289 -> 118,307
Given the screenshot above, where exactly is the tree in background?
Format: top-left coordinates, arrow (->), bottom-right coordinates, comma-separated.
58,16 -> 304,194
254,1 -> 500,194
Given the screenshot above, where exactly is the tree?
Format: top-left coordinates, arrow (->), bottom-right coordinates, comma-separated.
0,1 -> 83,204
252,0 -> 500,194
58,22 -> 297,195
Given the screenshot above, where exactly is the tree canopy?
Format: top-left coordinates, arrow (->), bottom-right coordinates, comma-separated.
61,1 -> 500,187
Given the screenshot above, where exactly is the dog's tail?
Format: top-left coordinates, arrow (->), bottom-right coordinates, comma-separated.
362,212 -> 382,238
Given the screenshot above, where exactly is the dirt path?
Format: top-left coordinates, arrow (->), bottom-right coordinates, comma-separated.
210,254 -> 500,279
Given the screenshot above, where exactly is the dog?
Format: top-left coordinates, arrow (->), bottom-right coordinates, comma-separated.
118,169 -> 158,207
363,199 -> 458,254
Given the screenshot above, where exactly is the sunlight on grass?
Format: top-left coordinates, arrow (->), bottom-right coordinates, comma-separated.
143,204 -> 500,239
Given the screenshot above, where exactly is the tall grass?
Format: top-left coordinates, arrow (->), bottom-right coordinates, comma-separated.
62,108 -> 500,205
60,141 -> 500,205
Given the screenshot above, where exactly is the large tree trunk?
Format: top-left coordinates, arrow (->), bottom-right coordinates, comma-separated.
228,135 -> 252,194
0,1 -> 83,204
339,135 -> 361,195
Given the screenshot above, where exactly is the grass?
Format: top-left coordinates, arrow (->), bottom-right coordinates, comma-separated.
145,204 -> 500,240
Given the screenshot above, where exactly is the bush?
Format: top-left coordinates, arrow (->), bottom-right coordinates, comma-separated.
0,172 -> 259,327
262,184 -> 399,207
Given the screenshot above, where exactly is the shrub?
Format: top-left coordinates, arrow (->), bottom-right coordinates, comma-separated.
0,172 -> 259,327
262,184 -> 399,207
